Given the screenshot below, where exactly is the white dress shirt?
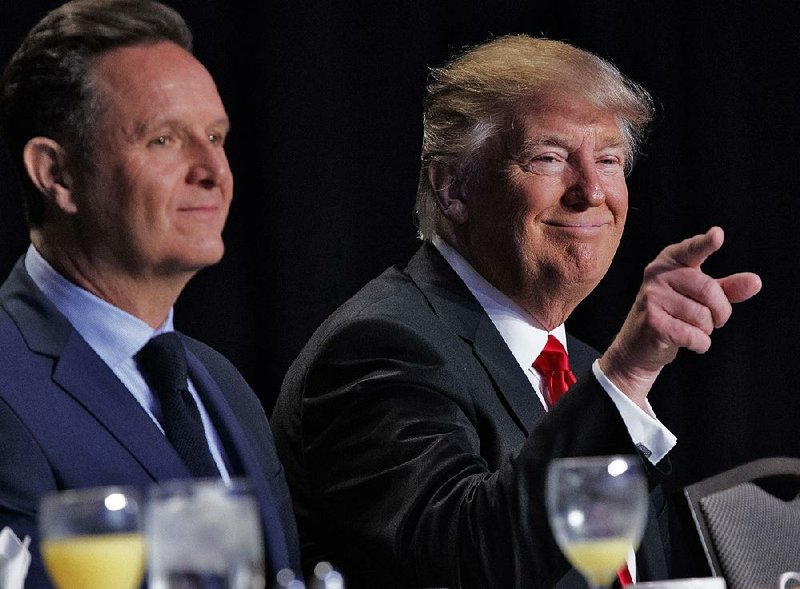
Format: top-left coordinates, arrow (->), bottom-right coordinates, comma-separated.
25,244 -> 231,481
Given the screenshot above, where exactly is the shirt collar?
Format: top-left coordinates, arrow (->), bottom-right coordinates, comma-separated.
431,236 -> 567,371
24,244 -> 174,369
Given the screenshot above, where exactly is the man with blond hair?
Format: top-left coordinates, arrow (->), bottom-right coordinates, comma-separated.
272,35 -> 761,589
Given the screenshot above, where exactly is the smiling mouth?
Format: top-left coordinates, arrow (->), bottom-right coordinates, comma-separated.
176,206 -> 224,223
178,203 -> 220,213
543,220 -> 611,229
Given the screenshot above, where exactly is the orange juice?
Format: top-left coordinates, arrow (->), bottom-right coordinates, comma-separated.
42,532 -> 145,589
562,537 -> 630,586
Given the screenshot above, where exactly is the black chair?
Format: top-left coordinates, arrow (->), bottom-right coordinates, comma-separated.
683,457 -> 800,589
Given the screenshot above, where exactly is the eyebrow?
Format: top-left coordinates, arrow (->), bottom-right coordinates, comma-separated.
518,134 -> 627,154
519,136 -> 570,152
209,117 -> 232,133
127,117 -> 231,141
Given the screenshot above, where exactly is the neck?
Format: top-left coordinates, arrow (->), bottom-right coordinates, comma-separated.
32,233 -> 190,328
513,286 -> 579,332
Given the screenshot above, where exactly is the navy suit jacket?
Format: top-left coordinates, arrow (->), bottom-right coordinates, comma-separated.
0,257 -> 300,587
272,243 -> 670,589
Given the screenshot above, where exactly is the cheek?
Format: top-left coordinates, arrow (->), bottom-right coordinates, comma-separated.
121,160 -> 171,203
607,178 -> 629,215
222,174 -> 234,203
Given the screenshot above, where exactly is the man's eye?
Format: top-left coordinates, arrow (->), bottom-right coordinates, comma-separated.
597,157 -> 624,171
208,133 -> 225,145
522,154 -> 565,172
150,135 -> 171,146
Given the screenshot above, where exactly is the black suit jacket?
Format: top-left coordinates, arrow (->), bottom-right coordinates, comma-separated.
272,243 -> 670,589
0,257 -> 301,587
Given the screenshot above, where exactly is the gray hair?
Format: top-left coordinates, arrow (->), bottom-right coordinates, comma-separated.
0,0 -> 193,227
414,35 -> 654,240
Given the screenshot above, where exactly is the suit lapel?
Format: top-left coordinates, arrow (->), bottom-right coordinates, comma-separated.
185,349 -> 291,575
1,258 -> 190,481
52,331 -> 191,480
471,314 -> 545,434
406,244 -> 546,434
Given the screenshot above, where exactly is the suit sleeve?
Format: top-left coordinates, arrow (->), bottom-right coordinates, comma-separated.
0,395 -> 58,588
283,314 -> 660,589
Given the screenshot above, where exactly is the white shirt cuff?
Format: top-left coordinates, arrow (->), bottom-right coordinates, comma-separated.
591,360 -> 676,465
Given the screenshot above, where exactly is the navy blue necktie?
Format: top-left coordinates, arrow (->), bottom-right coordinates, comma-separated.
137,332 -> 219,478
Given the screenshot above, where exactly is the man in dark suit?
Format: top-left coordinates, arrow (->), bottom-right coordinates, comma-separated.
271,36 -> 762,588
0,1 -> 300,586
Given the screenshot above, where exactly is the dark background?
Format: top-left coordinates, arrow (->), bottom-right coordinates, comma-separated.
1,0 -> 796,573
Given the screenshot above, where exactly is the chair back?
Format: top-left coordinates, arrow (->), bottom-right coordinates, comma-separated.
683,457 -> 800,589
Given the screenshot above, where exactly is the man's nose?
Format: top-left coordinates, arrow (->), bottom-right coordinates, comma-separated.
186,138 -> 229,189
563,156 -> 605,208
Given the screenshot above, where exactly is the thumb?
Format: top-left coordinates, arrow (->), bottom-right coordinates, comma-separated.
717,272 -> 762,303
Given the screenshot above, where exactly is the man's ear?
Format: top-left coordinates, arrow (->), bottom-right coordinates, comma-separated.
428,161 -> 468,224
22,137 -> 78,214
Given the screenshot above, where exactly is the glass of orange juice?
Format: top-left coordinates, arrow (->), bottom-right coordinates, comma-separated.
546,455 -> 648,589
39,486 -> 145,589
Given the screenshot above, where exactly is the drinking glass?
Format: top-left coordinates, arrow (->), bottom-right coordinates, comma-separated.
145,478 -> 265,589
546,455 -> 648,589
39,486 -> 145,589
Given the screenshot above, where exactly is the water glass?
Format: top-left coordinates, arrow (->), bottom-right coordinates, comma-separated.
145,478 -> 265,589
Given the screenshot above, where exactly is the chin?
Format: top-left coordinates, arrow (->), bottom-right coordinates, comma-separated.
190,238 -> 225,262
192,250 -> 225,270
554,263 -> 609,295
565,248 -> 615,281
163,245 -> 225,275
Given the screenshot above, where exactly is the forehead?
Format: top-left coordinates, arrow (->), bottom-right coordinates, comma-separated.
89,41 -> 227,129
509,100 -> 626,151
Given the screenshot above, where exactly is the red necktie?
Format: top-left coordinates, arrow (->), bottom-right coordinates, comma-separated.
616,565 -> 633,586
533,334 -> 633,586
532,335 -> 576,407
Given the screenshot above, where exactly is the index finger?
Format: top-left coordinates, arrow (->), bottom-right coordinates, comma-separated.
665,226 -> 724,269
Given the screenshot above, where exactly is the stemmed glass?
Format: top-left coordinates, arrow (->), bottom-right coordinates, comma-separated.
39,486 -> 145,589
546,455 -> 648,589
